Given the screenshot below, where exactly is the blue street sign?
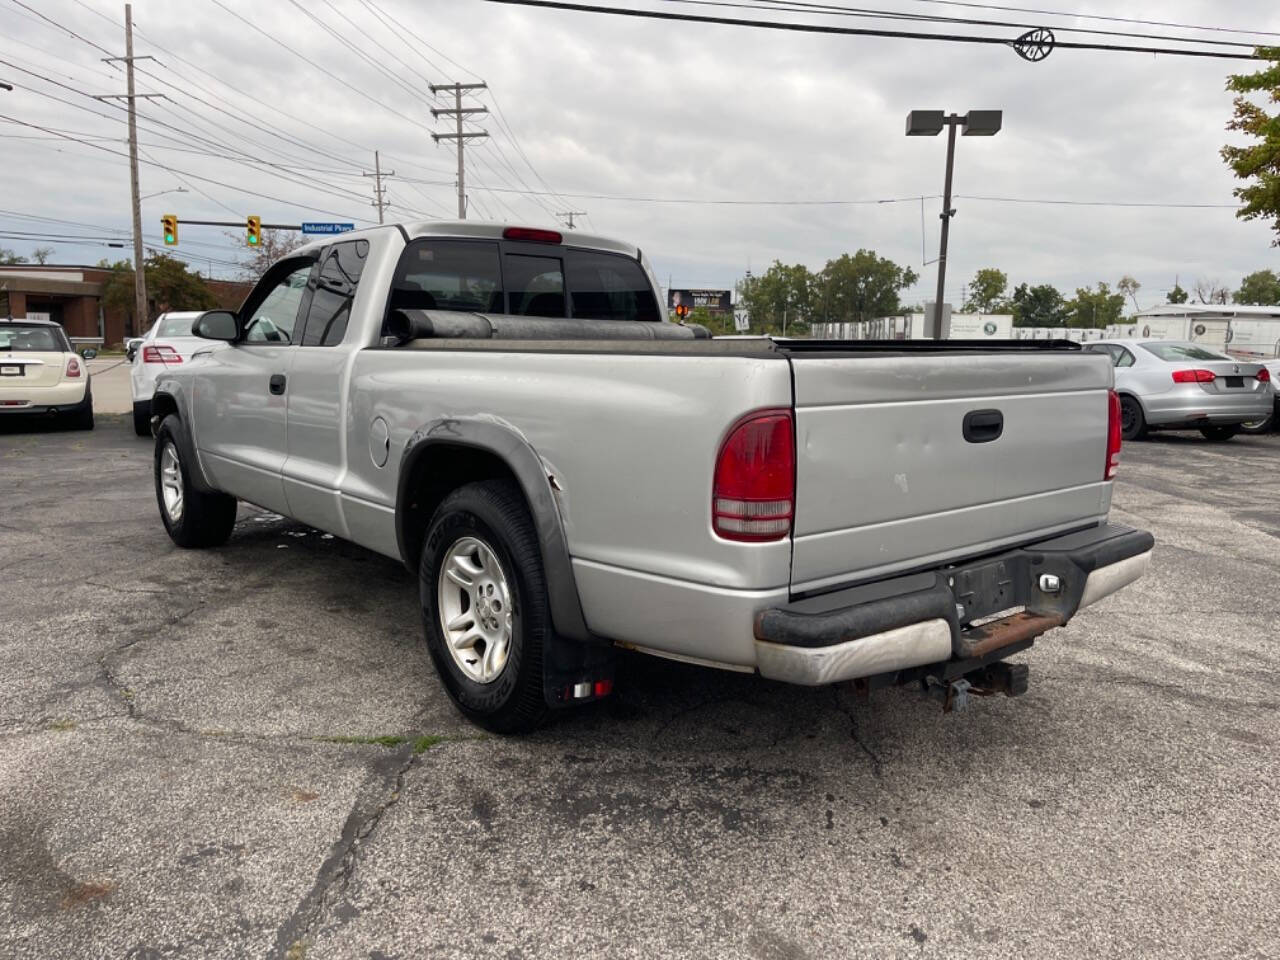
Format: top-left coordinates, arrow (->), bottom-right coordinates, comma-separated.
301,222 -> 356,235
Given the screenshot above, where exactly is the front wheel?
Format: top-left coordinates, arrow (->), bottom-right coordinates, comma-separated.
154,415 -> 238,548
1199,424 -> 1240,442
1119,395 -> 1146,441
419,479 -> 550,734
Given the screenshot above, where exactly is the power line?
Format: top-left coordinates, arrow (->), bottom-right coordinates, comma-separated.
482,0 -> 1261,59
898,0 -> 1280,40
673,0 -> 1262,48
0,113 -> 376,222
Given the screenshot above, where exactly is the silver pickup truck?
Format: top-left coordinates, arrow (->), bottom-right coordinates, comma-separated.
151,221 -> 1153,732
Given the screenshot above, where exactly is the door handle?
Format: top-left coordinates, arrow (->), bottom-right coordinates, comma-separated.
269,373 -> 286,396
962,409 -> 1003,443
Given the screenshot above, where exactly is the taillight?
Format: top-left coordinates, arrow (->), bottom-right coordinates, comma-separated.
1171,368 -> 1215,383
1105,390 -> 1121,481
1257,367 -> 1271,383
65,357 -> 82,378
503,226 -> 562,244
712,409 -> 795,542
142,345 -> 182,364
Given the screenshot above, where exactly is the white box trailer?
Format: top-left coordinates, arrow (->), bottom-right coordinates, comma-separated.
1225,316 -> 1280,360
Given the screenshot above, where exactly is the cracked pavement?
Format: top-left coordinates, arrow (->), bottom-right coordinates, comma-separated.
1,420 -> 1278,959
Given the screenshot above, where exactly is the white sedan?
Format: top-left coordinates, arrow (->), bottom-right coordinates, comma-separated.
127,311 -> 206,436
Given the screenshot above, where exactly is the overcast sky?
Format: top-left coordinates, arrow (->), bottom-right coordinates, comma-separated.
2,0 -> 1279,307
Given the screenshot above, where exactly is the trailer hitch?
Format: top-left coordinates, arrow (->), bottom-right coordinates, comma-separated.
925,661 -> 1030,713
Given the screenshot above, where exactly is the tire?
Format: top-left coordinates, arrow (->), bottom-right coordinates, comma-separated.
1119,395 -> 1146,441
419,479 -> 550,734
133,400 -> 152,437
154,415 -> 238,548
71,392 -> 94,431
1198,424 -> 1240,442
1239,403 -> 1276,435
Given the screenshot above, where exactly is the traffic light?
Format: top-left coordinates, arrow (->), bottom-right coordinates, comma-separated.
246,215 -> 261,247
674,303 -> 690,320
161,214 -> 178,246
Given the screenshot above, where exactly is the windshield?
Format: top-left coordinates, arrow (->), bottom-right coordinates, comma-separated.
1140,342 -> 1230,363
155,315 -> 197,338
0,324 -> 64,352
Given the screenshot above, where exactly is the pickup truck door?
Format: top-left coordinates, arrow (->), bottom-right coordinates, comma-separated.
192,255 -> 316,516
280,238 -> 372,535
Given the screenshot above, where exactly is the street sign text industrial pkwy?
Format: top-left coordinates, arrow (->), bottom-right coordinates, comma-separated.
301,222 -> 356,235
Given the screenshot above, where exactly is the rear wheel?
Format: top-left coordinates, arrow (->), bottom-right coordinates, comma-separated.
1199,424 -> 1240,442
154,415 -> 237,548
1239,405 -> 1276,434
71,392 -> 94,431
419,479 -> 549,734
132,400 -> 151,437
1119,395 -> 1146,441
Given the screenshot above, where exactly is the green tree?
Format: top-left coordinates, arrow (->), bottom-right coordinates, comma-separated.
1233,268 -> 1280,304
962,267 -> 1008,313
739,261 -> 815,333
1222,47 -> 1280,244
1167,283 -> 1189,304
816,250 -> 918,324
1117,275 -> 1141,311
0,247 -> 28,265
101,253 -> 218,335
1067,283 -> 1126,328
1009,282 -> 1068,327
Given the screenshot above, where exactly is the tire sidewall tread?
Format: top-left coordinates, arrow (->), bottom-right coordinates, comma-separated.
419,479 -> 550,734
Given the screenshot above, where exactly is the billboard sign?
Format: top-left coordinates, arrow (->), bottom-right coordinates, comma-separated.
668,289 -> 732,314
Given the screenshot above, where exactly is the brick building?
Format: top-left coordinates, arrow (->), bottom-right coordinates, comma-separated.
0,264 -> 252,346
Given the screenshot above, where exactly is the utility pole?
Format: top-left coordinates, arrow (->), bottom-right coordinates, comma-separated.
429,82 -> 488,219
97,4 -> 162,337
363,150 -> 394,224
557,211 -> 587,229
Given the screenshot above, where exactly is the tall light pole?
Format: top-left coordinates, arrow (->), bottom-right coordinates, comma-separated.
906,109 -> 1002,339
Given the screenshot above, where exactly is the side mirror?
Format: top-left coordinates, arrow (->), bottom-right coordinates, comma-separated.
81,347 -> 99,360
124,337 -> 142,361
192,310 -> 240,342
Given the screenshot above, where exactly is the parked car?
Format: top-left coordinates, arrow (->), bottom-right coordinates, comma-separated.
1239,359 -> 1279,434
1087,339 -> 1272,441
147,221 -> 1152,732
128,311 -> 207,436
0,318 -> 93,429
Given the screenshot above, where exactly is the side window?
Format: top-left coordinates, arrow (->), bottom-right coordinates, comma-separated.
389,239 -> 502,315
243,263 -> 313,344
566,250 -> 660,323
1115,347 -> 1136,368
504,254 -> 565,317
299,240 -> 369,347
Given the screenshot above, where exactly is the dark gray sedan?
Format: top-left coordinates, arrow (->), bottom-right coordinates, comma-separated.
1088,339 -> 1272,441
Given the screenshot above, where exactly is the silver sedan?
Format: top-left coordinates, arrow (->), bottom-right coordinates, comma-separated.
1087,339 -> 1272,442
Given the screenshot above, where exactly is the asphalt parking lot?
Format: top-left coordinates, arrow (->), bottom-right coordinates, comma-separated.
1,419 -> 1277,959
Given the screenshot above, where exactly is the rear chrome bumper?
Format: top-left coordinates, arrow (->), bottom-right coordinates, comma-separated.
753,523 -> 1153,686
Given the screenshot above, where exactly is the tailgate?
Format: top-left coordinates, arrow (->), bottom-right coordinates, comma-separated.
788,347 -> 1114,592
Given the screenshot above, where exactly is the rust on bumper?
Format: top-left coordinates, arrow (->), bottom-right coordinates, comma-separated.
957,610 -> 1064,659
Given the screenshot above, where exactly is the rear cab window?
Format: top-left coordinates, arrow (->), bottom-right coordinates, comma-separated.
385,233 -> 663,330
155,316 -> 197,339
566,250 -> 660,323
389,239 -> 503,315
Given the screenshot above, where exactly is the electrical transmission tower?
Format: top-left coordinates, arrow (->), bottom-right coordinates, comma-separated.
429,82 -> 488,219
557,211 -> 588,229
363,150 -> 395,224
